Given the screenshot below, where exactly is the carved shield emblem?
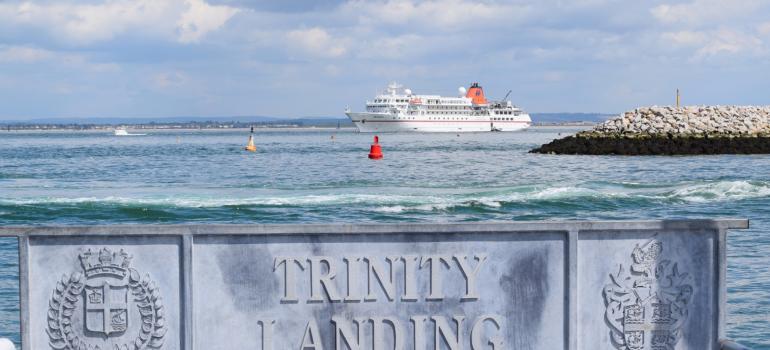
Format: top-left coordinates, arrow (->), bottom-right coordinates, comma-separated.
46,247 -> 167,350
85,281 -> 129,335
603,239 -> 693,350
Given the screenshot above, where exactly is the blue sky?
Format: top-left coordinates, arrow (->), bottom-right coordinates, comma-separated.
1,0 -> 769,120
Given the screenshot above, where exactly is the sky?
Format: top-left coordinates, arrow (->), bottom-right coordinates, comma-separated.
1,0 -> 770,120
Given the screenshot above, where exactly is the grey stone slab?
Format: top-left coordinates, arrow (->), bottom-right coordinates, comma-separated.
0,219 -> 749,238
578,229 -> 717,350
193,232 -> 566,350
0,220 -> 749,350
26,236 -> 182,350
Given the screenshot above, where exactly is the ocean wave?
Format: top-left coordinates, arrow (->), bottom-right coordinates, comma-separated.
1,180 -> 768,212
663,181 -> 770,203
0,194 -> 432,208
369,181 -> 770,213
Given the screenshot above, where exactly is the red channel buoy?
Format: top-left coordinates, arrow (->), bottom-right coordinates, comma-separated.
368,135 -> 383,159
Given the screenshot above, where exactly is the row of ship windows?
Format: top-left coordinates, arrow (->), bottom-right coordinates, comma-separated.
389,116 -> 518,121
374,99 -> 408,103
408,111 -> 491,116
396,117 -> 519,121
373,99 -> 466,104
426,100 -> 464,104
496,110 -> 515,115
423,106 -> 470,110
410,111 -> 468,115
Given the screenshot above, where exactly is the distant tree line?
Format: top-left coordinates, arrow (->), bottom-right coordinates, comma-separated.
0,120 -> 347,131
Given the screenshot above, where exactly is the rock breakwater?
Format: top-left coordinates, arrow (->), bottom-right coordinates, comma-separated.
531,106 -> 770,155
595,106 -> 770,135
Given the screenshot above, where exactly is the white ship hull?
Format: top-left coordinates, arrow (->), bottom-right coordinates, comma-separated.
346,112 -> 531,133
346,82 -> 531,133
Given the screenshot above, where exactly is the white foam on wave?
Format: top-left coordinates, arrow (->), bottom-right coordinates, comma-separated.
514,186 -> 611,200
664,181 -> 770,203
374,205 -> 407,213
373,203 -> 453,213
2,180 -> 769,210
0,193 -> 434,208
371,181 -> 770,212
372,187 -> 605,213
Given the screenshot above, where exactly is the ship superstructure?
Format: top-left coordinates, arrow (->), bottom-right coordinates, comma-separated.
345,82 -> 531,133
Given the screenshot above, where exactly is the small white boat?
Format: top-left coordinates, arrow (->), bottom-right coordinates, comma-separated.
114,128 -> 146,136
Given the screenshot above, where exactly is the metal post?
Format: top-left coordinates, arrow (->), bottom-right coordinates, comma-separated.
182,234 -> 193,350
567,229 -> 578,350
17,236 -> 29,350
676,88 -> 681,108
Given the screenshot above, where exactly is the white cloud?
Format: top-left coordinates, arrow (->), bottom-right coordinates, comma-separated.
3,1 -> 177,44
651,2 -> 770,60
341,0 -> 529,31
651,0 -> 763,27
0,45 -> 54,63
543,71 -> 565,82
0,0 -> 238,45
0,45 -> 123,75
323,64 -> 341,76
758,22 -> 770,36
0,45 -> 94,66
356,34 -> 425,60
661,31 -> 708,47
286,27 -> 348,58
178,0 -> 240,43
661,28 -> 765,59
694,29 -> 763,58
154,71 -> 190,88
4,0 -> 770,118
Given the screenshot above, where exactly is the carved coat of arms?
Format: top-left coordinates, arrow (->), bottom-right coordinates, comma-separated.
46,247 -> 167,350
603,239 -> 694,350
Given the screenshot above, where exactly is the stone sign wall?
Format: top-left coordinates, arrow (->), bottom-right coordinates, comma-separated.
193,233 -> 565,349
0,220 -> 748,350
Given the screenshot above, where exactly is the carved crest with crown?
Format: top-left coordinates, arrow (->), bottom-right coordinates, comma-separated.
79,248 -> 133,278
46,247 -> 166,350
603,238 -> 694,350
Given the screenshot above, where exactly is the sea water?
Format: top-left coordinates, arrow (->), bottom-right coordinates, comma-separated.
0,127 -> 768,347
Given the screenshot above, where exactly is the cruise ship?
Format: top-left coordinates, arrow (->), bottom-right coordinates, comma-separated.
345,82 -> 531,133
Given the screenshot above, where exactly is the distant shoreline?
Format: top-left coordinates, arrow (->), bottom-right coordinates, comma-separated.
0,121 -> 597,131
0,125 -> 594,133
0,125 -> 593,136
0,113 -> 609,131
0,123 -> 351,131
0,126 -> 359,133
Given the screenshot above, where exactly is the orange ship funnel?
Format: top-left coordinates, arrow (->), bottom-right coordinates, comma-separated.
465,82 -> 487,105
